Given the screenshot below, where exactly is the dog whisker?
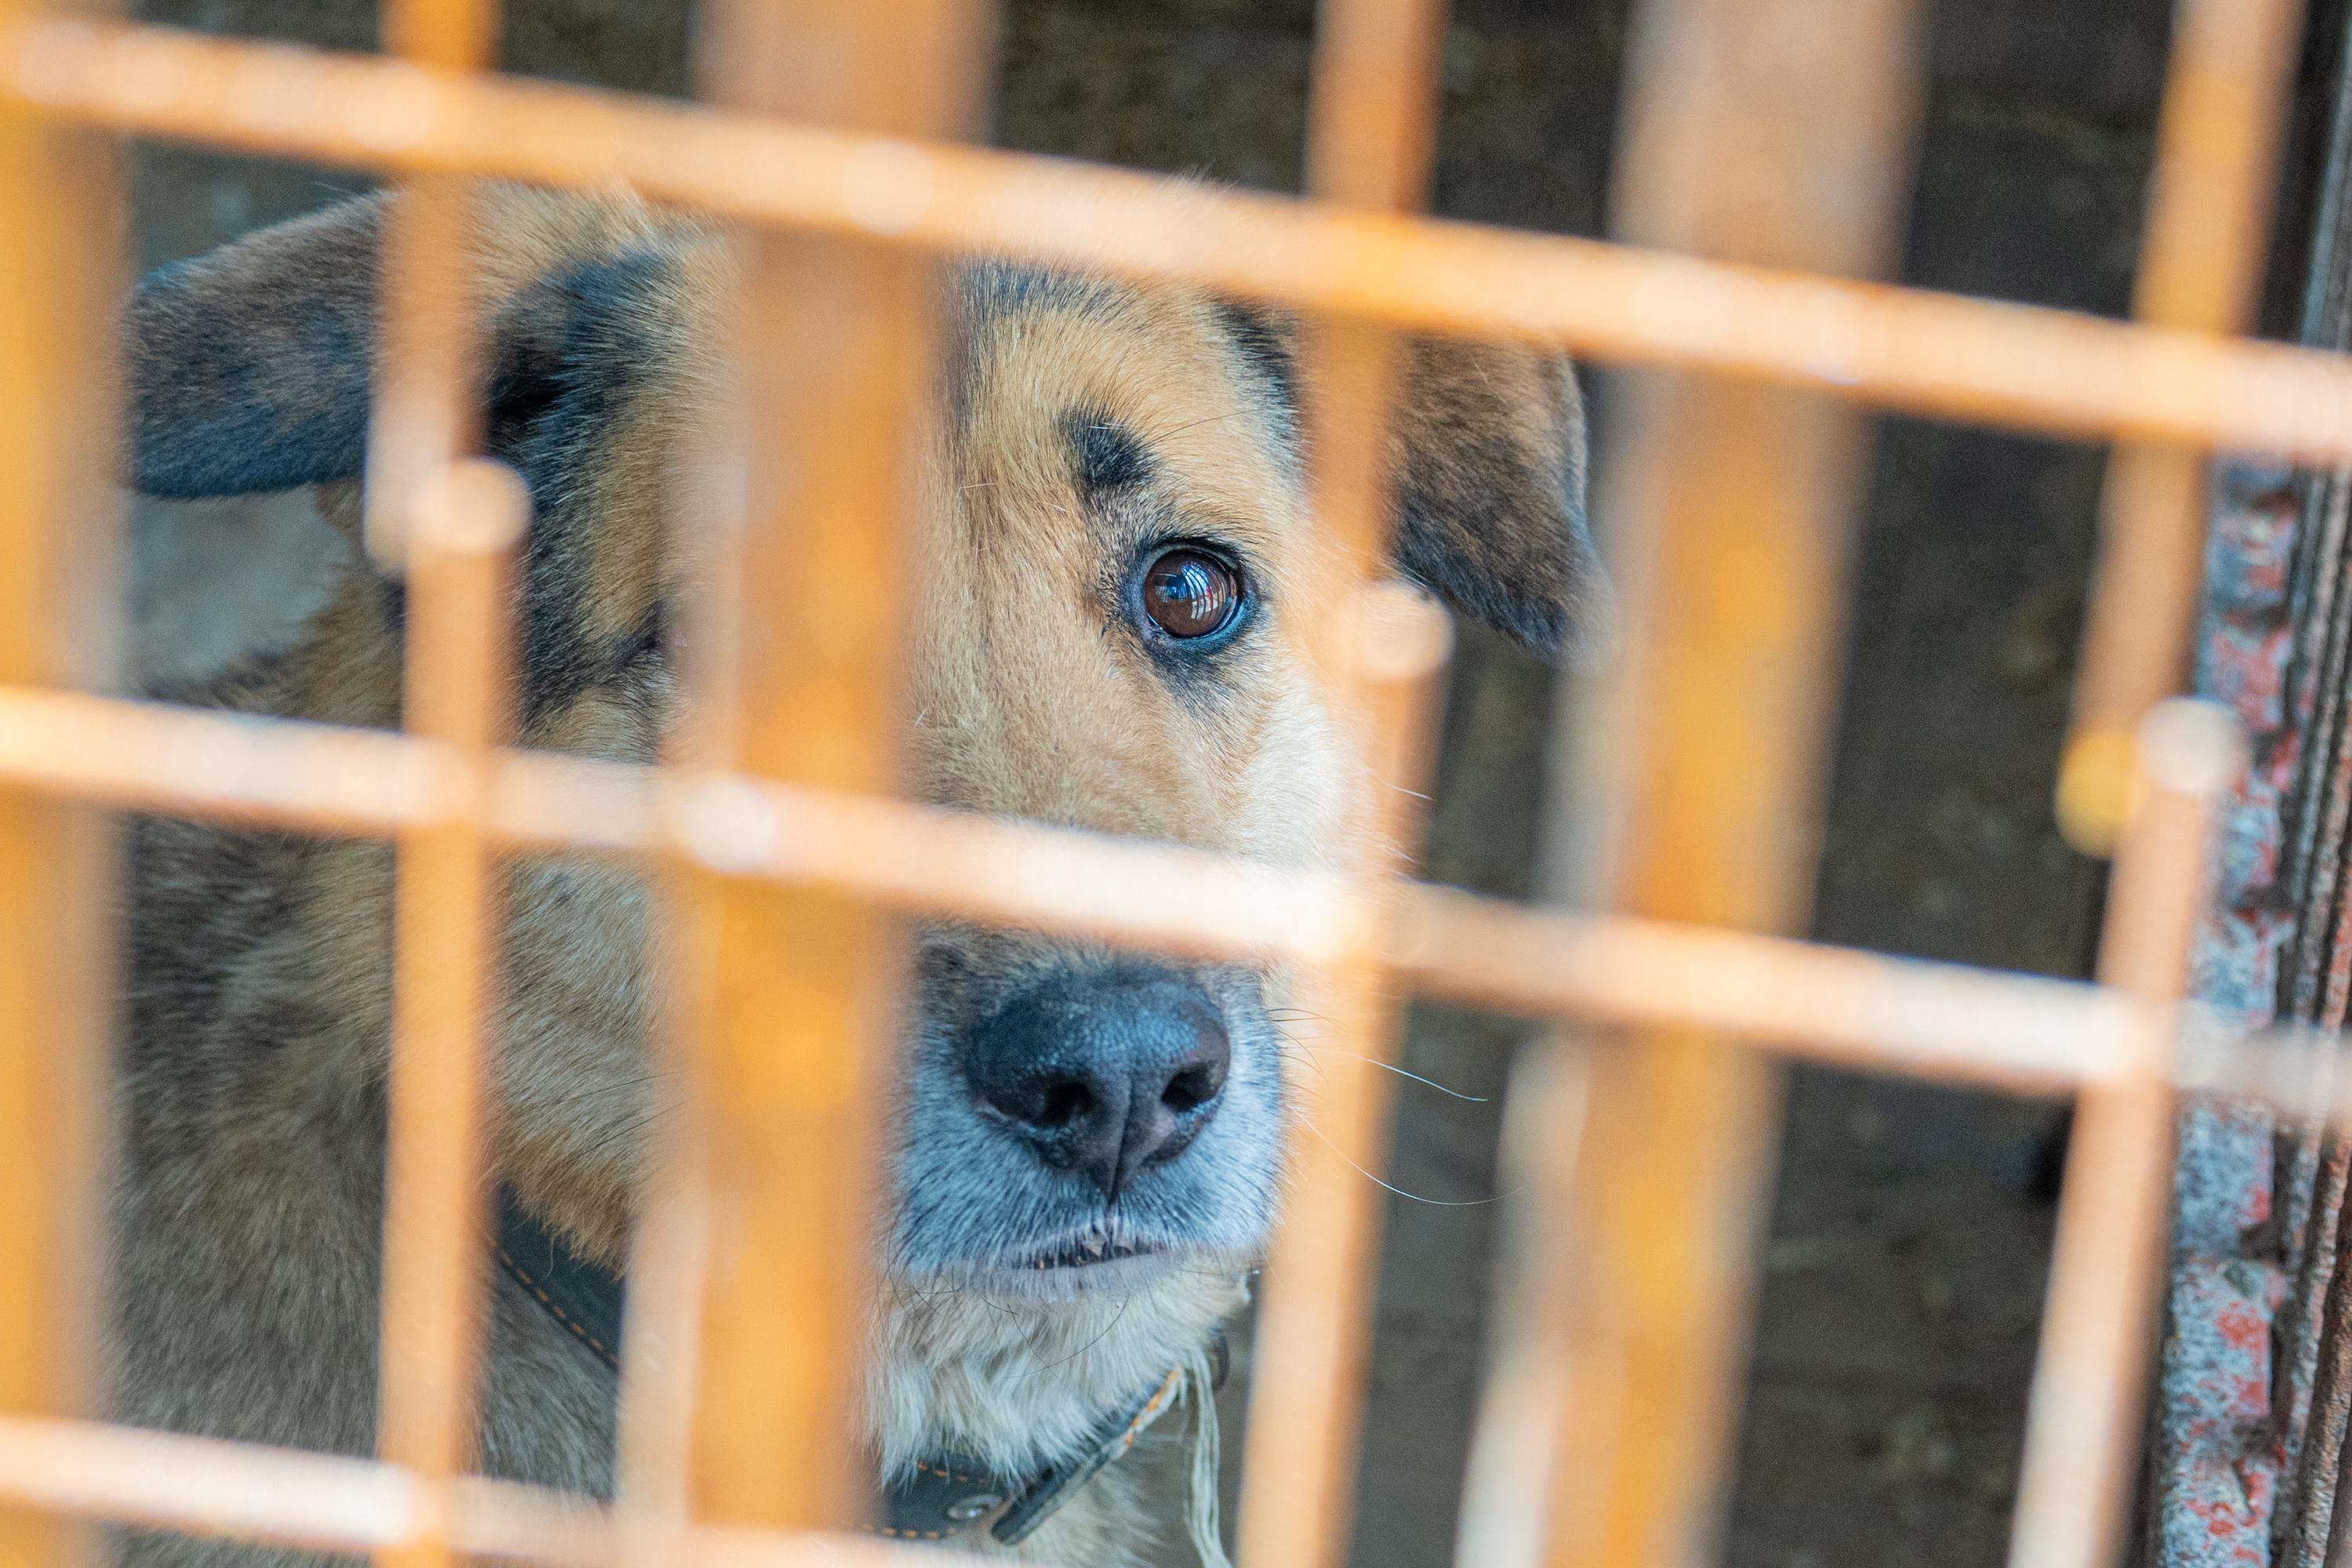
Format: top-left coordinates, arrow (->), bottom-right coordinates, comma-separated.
1026,1298 -> 1131,1380
1298,1119 -> 1512,1208
1318,1047 -> 1489,1103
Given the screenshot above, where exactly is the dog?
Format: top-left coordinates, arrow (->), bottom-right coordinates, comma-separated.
110,182 -> 1603,1564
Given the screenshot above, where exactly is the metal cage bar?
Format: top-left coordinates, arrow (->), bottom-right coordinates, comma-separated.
0,5 -> 115,1568
677,0 -> 990,1534
0,683 -> 2160,1075
0,0 -> 2307,1563
367,0 -> 511,1560
1232,5 -> 1448,1566
8,20 -> 2352,466
1531,0 -> 1923,1562
374,456 -> 526,1568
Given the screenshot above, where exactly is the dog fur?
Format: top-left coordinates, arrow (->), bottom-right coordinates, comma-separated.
109,183 -> 1603,1565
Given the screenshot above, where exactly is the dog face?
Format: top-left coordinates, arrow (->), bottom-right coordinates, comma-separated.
126,185 -> 1601,1451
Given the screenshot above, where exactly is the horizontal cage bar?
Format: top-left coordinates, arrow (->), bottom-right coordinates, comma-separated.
0,682 -> 2175,1090
2,19 -> 2352,463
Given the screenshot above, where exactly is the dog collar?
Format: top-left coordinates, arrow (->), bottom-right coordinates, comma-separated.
492,1189 -> 1219,1545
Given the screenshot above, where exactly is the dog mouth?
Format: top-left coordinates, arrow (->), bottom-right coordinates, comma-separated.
1017,1232 -> 1163,1270
938,1222 -> 1205,1300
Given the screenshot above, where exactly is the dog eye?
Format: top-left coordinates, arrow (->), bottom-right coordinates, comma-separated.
1139,547 -> 1243,641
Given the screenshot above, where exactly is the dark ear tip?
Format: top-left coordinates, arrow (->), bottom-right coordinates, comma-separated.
1398,478 -> 1613,667
1486,571 -> 1616,668
1552,575 -> 1618,670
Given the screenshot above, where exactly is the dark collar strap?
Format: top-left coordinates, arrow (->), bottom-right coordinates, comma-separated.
492,1189 -> 1214,1545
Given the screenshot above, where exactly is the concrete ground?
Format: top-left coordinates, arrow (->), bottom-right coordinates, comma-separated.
121,1 -> 2184,1563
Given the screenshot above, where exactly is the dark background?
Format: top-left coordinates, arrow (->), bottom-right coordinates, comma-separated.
120,2 -> 2206,1563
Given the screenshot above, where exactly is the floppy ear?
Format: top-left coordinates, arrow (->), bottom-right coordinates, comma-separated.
1387,336 -> 1607,663
1221,304 -> 1606,662
126,194 -> 387,499
124,187 -> 670,506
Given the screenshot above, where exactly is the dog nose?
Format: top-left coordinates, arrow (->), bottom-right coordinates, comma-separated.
964,964 -> 1230,1200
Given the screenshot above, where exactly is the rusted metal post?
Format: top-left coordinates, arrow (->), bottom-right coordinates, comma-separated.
2009,700 -> 2242,1568
0,0 -> 117,1564
2059,0 -> 2306,854
1530,1 -> 1923,1564
673,0 -> 993,1532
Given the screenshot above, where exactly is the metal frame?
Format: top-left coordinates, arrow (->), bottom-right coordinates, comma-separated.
0,0 -> 2314,1563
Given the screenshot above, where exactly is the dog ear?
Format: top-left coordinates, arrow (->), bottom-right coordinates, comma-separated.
1217,305 -> 1606,662
125,188 -> 670,505
126,194 -> 387,499
1387,336 -> 1607,663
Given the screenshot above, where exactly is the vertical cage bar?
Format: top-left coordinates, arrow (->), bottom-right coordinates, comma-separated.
677,0 -> 993,1531
1233,5 -> 1447,1567
0,0 -> 117,1563
364,0 -> 495,572
369,7 -> 500,1568
1530,1 -> 1922,1564
375,463 -> 522,1568
383,0 -> 493,70
2057,0 -> 2304,852
1236,593 -> 1450,1568
2008,700 -> 2241,1568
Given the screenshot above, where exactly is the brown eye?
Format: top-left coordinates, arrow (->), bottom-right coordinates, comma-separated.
1140,547 -> 1243,641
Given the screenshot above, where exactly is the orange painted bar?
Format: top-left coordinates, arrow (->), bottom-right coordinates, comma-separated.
364,179 -> 478,571
374,463 -> 524,1568
2008,702 -> 2241,1568
1236,586 -> 1450,1568
383,0 -> 492,72
677,0 -> 995,1533
1537,0 -> 1924,1563
1236,5 -> 1449,1566
0,1412 -> 935,1568
0,3 -> 115,1565
367,0 -> 497,566
368,0 -> 505,1549
367,9 -> 506,1567
18,20 -> 2352,466
2060,0 -> 2304,851
0,684 -> 2152,1090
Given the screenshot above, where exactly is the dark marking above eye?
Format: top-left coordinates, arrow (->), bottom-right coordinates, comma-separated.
1211,301 -> 1298,419
1069,415 -> 1152,490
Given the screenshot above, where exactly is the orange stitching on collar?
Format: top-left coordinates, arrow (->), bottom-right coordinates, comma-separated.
496,1243 -> 619,1369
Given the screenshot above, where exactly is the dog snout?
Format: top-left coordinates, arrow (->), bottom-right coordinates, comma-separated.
963,962 -> 1230,1201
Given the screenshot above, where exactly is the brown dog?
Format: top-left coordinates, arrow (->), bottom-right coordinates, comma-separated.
113,183 -> 1603,1563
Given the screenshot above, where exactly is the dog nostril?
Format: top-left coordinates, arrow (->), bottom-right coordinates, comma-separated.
1161,1062 -> 1222,1115
1037,1080 -> 1092,1130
